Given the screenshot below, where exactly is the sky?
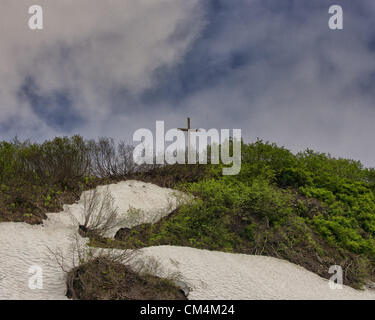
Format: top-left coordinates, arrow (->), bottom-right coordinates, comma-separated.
1,0 -> 375,166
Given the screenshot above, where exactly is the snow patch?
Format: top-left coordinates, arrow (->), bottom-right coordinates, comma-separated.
0,181 -> 374,300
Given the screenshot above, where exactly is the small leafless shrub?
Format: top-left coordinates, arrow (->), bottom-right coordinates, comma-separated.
48,231 -> 139,300
73,186 -> 125,238
131,255 -> 192,297
88,138 -> 139,178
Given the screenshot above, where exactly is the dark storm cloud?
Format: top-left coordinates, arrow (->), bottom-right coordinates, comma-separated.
1,0 -> 375,166
18,77 -> 83,131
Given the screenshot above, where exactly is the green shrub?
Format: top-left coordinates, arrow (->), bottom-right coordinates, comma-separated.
3,136 -> 375,288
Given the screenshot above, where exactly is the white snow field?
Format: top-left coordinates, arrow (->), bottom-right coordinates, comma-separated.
0,180 -> 375,300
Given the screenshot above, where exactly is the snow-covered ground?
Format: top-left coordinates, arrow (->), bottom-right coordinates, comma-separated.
0,181 -> 374,300
136,246 -> 375,300
0,180 -> 179,299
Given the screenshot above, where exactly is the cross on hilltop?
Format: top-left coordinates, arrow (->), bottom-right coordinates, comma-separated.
178,117 -> 199,155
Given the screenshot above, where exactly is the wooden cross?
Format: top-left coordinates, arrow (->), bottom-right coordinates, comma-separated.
178,117 -> 199,156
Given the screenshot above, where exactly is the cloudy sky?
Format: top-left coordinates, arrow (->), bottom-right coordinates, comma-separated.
1,0 -> 375,166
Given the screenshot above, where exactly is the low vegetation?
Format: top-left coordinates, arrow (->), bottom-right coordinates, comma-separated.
2,136 -> 375,290
49,228 -> 185,300
0,136 -> 143,224
100,140 -> 375,288
66,257 -> 187,300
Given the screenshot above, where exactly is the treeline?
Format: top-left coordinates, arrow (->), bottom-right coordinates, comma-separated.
0,136 -> 141,186
0,136 -> 146,223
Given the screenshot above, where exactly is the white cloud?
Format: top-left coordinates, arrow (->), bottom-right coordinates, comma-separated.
0,0 -> 204,139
